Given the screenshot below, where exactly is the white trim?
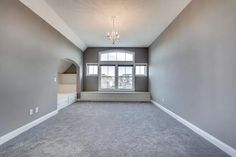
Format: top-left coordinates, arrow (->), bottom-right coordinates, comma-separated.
57,93 -> 77,110
86,63 -> 98,76
97,50 -> 137,92
99,50 -> 135,62
57,102 -> 71,111
135,63 -> 148,76
0,110 -> 58,145
151,100 -> 236,157
57,100 -> 77,111
98,65 -> 135,92
18,0 -> 87,51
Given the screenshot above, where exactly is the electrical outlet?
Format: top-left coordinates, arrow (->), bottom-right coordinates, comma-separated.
54,77 -> 57,82
29,109 -> 34,116
35,107 -> 39,113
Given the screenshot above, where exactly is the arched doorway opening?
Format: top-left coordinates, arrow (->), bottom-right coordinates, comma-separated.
57,59 -> 80,110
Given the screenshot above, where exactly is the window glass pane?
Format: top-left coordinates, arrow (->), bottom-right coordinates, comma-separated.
108,52 -> 117,61
100,53 -> 108,61
108,66 -> 115,76
101,65 -> 107,75
140,66 -> 144,74
135,66 -> 139,74
101,66 -> 115,89
100,51 -> 134,62
118,66 -> 133,89
137,66 -> 141,75
136,65 -> 147,75
125,53 -> 133,61
88,66 -> 93,74
117,52 -> 126,61
87,64 -> 98,75
93,65 -> 98,74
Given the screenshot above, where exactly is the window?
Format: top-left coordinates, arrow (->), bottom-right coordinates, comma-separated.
135,64 -> 147,76
100,65 -> 115,89
125,53 -> 133,61
86,64 -> 98,76
97,50 -> 147,91
118,66 -> 133,90
116,52 -> 125,61
100,51 -> 134,62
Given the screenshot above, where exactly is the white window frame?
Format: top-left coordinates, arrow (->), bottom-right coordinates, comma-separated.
98,50 -> 135,91
117,65 -> 135,91
99,50 -> 135,62
86,63 -> 98,76
135,63 -> 148,77
98,64 -> 116,91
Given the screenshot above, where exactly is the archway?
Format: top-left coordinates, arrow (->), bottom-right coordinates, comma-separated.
57,59 -> 80,110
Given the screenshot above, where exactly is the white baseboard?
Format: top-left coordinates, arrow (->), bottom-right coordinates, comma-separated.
57,100 -> 77,111
151,100 -> 236,157
57,103 -> 70,111
0,110 -> 58,145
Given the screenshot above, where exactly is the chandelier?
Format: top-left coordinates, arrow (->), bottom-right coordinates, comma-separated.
107,16 -> 120,44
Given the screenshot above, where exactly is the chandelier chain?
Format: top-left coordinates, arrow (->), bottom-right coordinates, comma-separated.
107,16 -> 119,45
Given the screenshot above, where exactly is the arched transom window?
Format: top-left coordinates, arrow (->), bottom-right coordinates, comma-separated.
99,51 -> 134,62
86,50 -> 147,91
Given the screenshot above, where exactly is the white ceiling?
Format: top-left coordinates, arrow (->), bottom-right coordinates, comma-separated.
20,0 -> 191,50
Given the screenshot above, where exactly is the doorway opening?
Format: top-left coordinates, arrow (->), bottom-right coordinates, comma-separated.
57,59 -> 80,110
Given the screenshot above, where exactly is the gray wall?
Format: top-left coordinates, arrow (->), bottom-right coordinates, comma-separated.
149,0 -> 236,149
0,0 -> 83,137
83,47 -> 148,91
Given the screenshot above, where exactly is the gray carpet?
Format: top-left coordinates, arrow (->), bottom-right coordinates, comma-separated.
0,102 -> 229,157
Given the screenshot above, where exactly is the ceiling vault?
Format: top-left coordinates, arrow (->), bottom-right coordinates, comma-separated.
19,0 -> 191,50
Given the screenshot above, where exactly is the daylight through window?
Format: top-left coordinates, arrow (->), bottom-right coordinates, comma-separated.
86,50 -> 147,91
135,65 -> 147,76
86,64 -> 98,75
100,51 -> 134,62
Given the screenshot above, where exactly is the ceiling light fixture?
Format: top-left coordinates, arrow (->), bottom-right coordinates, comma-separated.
107,16 -> 120,45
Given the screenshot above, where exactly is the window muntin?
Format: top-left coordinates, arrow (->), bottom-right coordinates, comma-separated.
100,51 -> 134,62
100,53 -> 108,61
100,65 -> 115,89
86,64 -> 98,75
108,52 -> 116,61
118,66 -> 133,90
125,53 -> 133,61
135,65 -> 147,76
116,52 -> 125,61
97,50 -> 148,91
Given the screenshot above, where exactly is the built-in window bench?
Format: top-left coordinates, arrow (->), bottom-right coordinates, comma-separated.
80,92 -> 150,102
